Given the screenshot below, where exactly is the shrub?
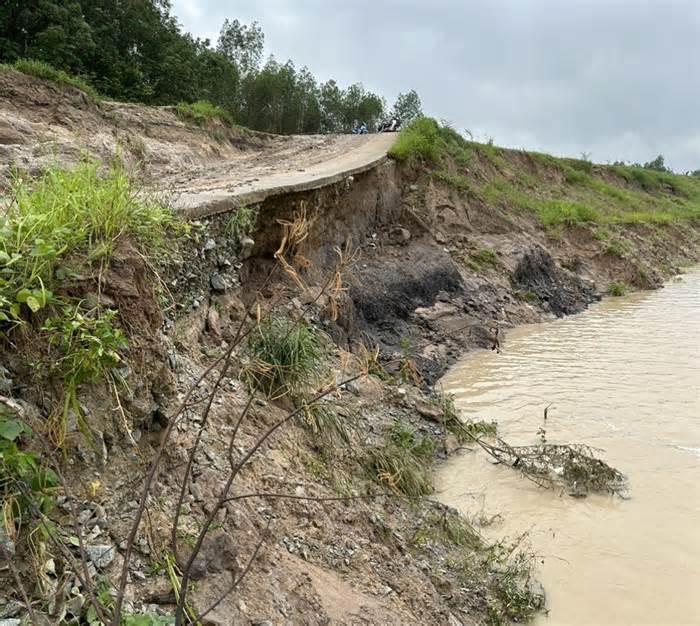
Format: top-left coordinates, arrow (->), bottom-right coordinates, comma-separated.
537,200 -> 601,226
175,100 -> 233,126
6,59 -> 99,100
242,315 -> 327,399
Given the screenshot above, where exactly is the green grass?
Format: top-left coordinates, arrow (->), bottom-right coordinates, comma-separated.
605,239 -> 632,258
1,59 -> 99,100
242,315 -> 327,399
607,281 -> 628,296
0,161 -> 177,445
364,420 -> 435,498
1,161 -> 174,323
389,117 -> 473,165
468,248 -> 499,271
434,170 -> 473,192
537,199 -> 601,227
175,100 -> 233,126
405,116 -> 700,231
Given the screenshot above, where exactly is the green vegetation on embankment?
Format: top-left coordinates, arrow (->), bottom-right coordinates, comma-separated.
390,117 -> 700,228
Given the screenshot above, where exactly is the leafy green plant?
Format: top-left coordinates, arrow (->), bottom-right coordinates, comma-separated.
226,205 -> 257,242
0,410 -> 57,523
242,315 -> 327,399
5,59 -> 99,99
0,161 -> 175,324
43,306 -> 127,443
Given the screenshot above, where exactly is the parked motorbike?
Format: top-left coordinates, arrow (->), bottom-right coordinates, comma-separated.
377,118 -> 400,132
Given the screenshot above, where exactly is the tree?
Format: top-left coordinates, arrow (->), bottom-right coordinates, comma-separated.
217,18 -> 264,77
643,154 -> 669,172
392,89 -> 423,124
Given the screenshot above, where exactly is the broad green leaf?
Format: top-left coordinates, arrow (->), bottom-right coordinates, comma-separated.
26,296 -> 42,312
15,288 -> 32,303
0,418 -> 23,441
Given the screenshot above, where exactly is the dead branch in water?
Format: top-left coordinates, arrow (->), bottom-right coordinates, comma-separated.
472,434 -> 629,498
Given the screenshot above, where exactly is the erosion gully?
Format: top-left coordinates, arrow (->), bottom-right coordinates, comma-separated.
436,269 -> 700,625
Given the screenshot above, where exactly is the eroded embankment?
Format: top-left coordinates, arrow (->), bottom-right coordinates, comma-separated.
0,111 -> 699,625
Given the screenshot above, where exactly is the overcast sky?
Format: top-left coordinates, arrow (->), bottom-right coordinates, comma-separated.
173,0 -> 699,171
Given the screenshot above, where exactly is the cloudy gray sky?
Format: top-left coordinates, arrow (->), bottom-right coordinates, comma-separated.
173,0 -> 699,171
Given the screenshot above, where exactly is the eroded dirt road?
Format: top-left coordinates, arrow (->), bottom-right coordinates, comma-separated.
0,69 -> 396,217
166,133 -> 396,217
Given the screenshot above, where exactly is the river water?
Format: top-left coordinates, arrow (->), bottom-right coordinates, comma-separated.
436,270 -> 700,625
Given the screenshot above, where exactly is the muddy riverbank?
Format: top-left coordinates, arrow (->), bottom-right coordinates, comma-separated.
437,268 -> 700,625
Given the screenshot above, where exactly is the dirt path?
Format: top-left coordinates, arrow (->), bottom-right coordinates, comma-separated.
166,133 -> 397,217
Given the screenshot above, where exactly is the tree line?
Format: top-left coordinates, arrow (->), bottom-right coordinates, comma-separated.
0,1 -> 422,134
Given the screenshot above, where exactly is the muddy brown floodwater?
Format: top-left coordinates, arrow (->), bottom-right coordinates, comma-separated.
437,269 -> 700,625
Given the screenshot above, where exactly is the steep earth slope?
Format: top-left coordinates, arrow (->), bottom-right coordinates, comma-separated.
0,72 -> 698,626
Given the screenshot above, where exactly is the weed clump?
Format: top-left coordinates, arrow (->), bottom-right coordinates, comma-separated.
605,239 -> 631,258
607,281 -> 628,297
469,248 -> 499,271
415,508 -> 545,624
365,420 -> 435,497
242,315 -> 327,399
226,206 -> 257,242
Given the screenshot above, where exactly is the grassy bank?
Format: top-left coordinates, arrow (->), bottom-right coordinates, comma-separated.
390,117 -> 700,229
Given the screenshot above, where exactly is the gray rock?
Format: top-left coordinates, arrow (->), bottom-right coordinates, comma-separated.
188,532 -> 237,580
388,227 -> 411,246
415,399 -> 444,422
84,544 -> 115,569
0,527 -> 15,559
210,272 -> 228,293
240,237 -> 255,259
0,619 -> 21,626
203,238 -> 217,251
0,601 -> 22,619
